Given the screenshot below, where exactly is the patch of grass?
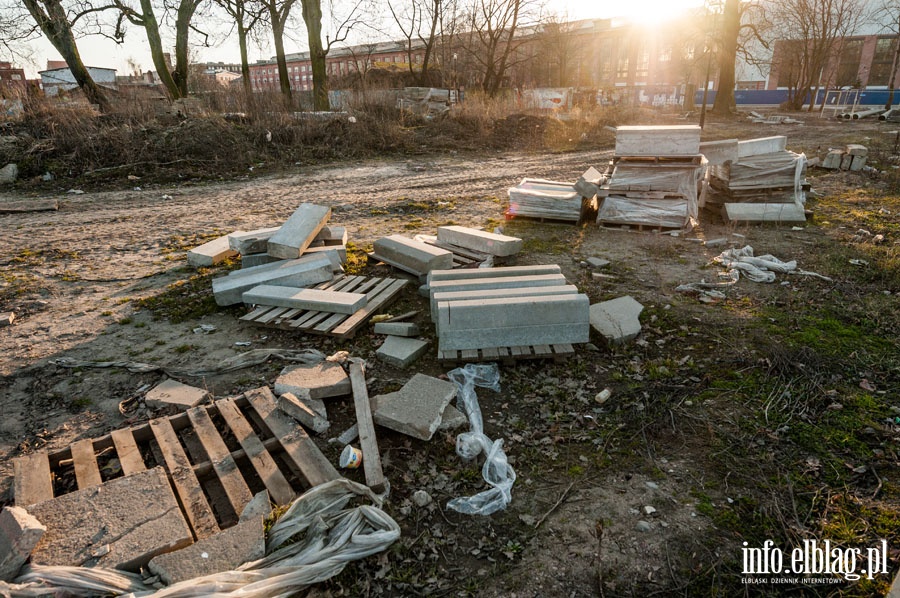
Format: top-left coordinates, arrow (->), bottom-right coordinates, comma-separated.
117,317 -> 133,325
344,241 -> 370,275
137,261 -> 239,323
172,344 -> 196,354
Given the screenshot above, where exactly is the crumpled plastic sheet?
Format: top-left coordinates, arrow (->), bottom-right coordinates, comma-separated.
1,480 -> 400,598
50,348 -> 326,378
597,197 -> 690,229
445,364 -> 515,516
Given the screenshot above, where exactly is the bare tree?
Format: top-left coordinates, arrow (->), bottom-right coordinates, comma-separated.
259,0 -> 295,99
461,0 -> 536,95
213,0 -> 264,94
535,13 -> 582,87
872,0 -> 900,109
19,0 -> 113,110
299,0 -> 365,110
762,0 -> 865,111
389,0 -> 444,85
344,39 -> 379,99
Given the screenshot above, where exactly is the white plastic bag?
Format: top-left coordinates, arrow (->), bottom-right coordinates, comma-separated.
445,364 -> 516,516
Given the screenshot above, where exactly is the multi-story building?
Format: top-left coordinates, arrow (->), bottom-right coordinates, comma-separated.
0,62 -> 27,97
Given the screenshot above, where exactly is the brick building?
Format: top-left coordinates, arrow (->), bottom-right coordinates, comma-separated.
0,62 -> 27,97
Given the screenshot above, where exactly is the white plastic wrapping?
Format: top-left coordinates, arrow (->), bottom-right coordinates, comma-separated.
597,197 -> 690,229
445,364 -> 515,516
1,480 -> 399,598
709,150 -> 807,205
507,178 -> 582,221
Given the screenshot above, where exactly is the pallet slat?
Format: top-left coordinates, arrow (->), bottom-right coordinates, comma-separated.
13,452 -> 53,506
150,418 -> 220,540
71,439 -> 102,490
245,388 -> 340,488
216,398 -> 295,506
438,343 -> 576,365
349,362 -> 386,493
330,279 -> 408,337
187,407 -> 254,517
111,429 -> 146,476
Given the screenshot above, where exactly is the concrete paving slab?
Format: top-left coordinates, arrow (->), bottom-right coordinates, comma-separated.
145,379 -> 209,411
737,136 -> 787,158
302,245 -> 347,265
376,336 -> 429,368
436,225 -> 523,257
148,517 -> 265,585
267,204 -> 332,260
187,234 -> 240,267
314,225 -> 348,244
372,235 -> 453,274
428,274 -> 568,314
241,253 -> 281,269
212,254 -> 333,306
277,392 -> 330,434
239,490 -> 271,523
228,227 -> 280,255
274,362 -> 351,399
242,286 -> 366,313
372,374 -> 457,440
26,467 -> 193,571
373,321 -> 420,337
589,296 -> 644,344
0,506 -> 46,581
586,257 -> 610,268
437,404 -> 468,432
427,264 -> 561,284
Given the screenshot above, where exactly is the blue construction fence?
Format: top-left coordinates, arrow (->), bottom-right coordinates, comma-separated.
694,89 -> 900,106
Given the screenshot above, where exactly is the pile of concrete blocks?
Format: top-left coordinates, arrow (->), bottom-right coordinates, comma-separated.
370,234 -> 454,277
434,225 -> 523,258
821,144 -> 867,172
596,125 -> 705,230
707,136 -> 809,223
425,265 -> 590,352
506,178 -> 585,222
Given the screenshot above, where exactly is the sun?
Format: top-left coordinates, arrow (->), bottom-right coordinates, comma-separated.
562,0 -> 705,25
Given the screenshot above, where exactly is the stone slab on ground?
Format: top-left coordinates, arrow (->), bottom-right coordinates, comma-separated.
426,264 -> 561,285
267,204 -> 332,260
148,517 -> 265,585
436,225 -> 523,257
212,254 -> 333,306
722,203 -> 807,224
846,144 -> 868,156
0,506 -> 46,581
431,285 -> 577,327
589,296 -> 644,345
376,336 -> 429,368
437,404 -> 468,431
850,154 -> 867,171
187,233 -> 240,267
372,235 -> 453,275
26,467 -> 193,571
242,286 -> 366,314
373,321 -> 420,337
585,257 -> 610,269
0,312 -> 13,327
372,374 -> 457,440
277,392 -> 330,434
241,253 -> 281,269
274,362 -> 351,399
0,163 -> 17,184
145,379 -> 209,410
228,227 -> 280,255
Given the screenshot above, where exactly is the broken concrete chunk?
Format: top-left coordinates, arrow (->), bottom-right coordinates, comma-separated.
585,257 -> 610,269
187,233 -> 240,267
314,225 -> 348,245
0,506 -> 46,581
589,296 -> 645,345
145,379 -> 209,410
437,404 -> 468,432
267,203 -> 332,260
26,467 -> 193,571
849,154 -> 867,171
277,392 -> 330,434
845,144 -> 868,157
372,235 -> 453,275
240,490 -> 272,523
228,227 -> 280,255
0,312 -> 13,327
148,517 -> 265,585
436,225 -> 523,257
373,321 -> 420,337
840,154 -> 853,170
372,374 -> 457,440
376,336 -> 429,368
274,361 -> 351,399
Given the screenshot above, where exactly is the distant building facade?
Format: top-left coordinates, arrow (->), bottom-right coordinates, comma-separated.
39,64 -> 118,96
0,62 -> 27,96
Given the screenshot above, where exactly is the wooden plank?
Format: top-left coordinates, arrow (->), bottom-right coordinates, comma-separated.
533,344 -> 552,356
0,198 -> 59,214
111,429 -> 146,476
240,305 -> 273,322
481,347 -> 500,360
256,306 -> 290,324
149,417 -> 220,539
553,343 -> 574,354
71,439 -> 103,490
313,278 -> 394,333
215,398 -> 295,505
187,407 -> 254,517
14,453 -> 53,506
330,279 -> 408,338
461,349 -> 478,360
244,388 -> 340,488
510,346 -> 530,357
348,361 -> 386,493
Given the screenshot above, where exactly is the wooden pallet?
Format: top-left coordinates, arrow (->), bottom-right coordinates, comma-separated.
13,388 -> 338,539
437,343 -> 575,365
241,275 -> 408,339
598,221 -> 684,233
613,155 -> 704,166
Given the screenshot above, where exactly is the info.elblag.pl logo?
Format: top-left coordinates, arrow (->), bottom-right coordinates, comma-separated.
741,539 -> 890,584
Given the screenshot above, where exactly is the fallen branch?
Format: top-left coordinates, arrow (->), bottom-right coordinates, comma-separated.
534,481 -> 575,529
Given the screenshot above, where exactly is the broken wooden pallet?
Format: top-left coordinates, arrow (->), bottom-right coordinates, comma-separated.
13,387 -> 338,540
437,343 -> 574,365
241,275 -> 408,339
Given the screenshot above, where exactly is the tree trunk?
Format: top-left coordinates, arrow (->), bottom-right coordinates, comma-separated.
271,19 -> 292,100
301,0 -> 329,111
139,0 -> 182,99
238,22 -> 252,95
711,0 -> 738,115
21,0 -> 111,112
172,0 -> 197,97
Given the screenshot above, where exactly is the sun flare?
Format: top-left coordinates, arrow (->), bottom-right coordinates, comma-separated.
564,0 -> 705,25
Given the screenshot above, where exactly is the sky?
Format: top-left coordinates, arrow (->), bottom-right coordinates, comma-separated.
16,0 -> 705,78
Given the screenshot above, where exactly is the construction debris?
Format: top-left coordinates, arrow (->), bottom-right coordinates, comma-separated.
242,286 -> 367,314
212,254 -> 334,306
144,379 -> 210,410
277,391 -> 331,434
229,227 -> 280,255
273,362 -> 351,399
820,144 -> 868,171
376,335 -> 429,368
349,360 -> 386,493
707,136 -> 808,223
373,321 -> 421,337
0,506 -> 46,581
506,178 -> 585,222
266,204 -> 332,259
435,225 -> 523,257
371,234 -> 454,277
0,312 -> 13,327
372,374 -> 457,441
187,233 -> 240,267
589,296 -> 644,345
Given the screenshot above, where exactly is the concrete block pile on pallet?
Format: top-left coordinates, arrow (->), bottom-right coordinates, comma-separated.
435,225 -> 523,257
426,265 -> 589,352
707,136 -> 809,223
211,254 -> 334,306
597,125 -> 705,230
506,178 -> 585,222
371,234 -> 454,277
